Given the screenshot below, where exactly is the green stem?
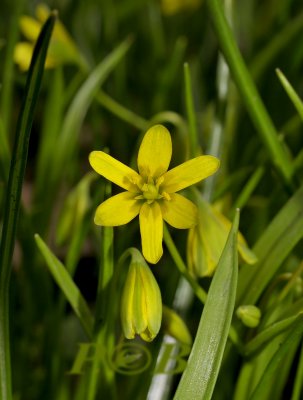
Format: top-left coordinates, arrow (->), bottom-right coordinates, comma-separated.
184,63 -> 199,158
0,13 -> 56,400
163,225 -> 207,304
206,0 -> 294,186
96,90 -> 149,131
87,182 -> 116,400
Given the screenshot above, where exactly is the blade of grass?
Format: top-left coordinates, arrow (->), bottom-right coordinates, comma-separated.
184,63 -> 199,158
243,314 -> 300,357
173,210 -> 239,400
0,116 -> 10,182
249,315 -> 303,400
206,0 -> 294,186
36,37 -> 132,231
34,234 -> 94,339
291,341 -> 303,400
0,13 -> 56,400
276,68 -> 303,121
237,184 -> 303,305
50,37 -> 132,191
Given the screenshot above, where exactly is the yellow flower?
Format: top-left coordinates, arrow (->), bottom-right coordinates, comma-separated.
120,248 -> 162,342
14,4 -> 86,71
187,192 -> 257,277
89,125 -> 219,264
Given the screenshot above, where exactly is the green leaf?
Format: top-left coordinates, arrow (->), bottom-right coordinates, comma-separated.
237,184 -> 303,305
34,234 -> 94,339
206,0 -> 294,185
173,210 -> 239,400
243,314 -> 300,357
49,37 -> 132,192
249,315 -> 303,400
276,68 -> 303,121
0,13 -> 56,400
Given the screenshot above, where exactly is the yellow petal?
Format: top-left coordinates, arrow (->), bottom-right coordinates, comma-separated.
14,42 -> 33,71
94,192 -> 141,226
137,125 -> 172,179
162,155 -> 220,193
138,262 -> 162,338
139,202 -> 163,264
20,16 -> 41,42
160,193 -> 197,228
36,4 -> 50,22
89,151 -> 141,192
120,263 -> 136,339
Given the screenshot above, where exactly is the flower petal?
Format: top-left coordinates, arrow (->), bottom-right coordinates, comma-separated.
138,125 -> 172,179
14,43 -> 34,71
139,202 -> 163,264
89,151 -> 141,192
20,16 -> 41,42
160,193 -> 197,228
162,155 -> 220,193
94,192 -> 141,226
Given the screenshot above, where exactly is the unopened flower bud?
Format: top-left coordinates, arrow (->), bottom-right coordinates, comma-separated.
236,305 -> 261,328
121,248 -> 162,342
187,193 -> 257,278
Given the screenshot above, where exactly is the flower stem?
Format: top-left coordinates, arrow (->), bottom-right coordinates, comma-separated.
163,224 -> 207,304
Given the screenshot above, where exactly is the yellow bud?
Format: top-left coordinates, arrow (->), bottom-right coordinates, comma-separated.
162,306 -> 192,346
187,192 -> 257,278
121,249 -> 162,342
236,305 -> 261,328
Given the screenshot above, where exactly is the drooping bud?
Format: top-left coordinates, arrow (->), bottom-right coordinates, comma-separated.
121,248 -> 162,342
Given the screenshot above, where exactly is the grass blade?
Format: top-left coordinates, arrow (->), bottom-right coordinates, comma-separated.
237,184 -> 303,305
34,234 -> 94,339
0,13 -> 56,400
173,210 -> 239,400
250,316 -> 303,400
206,0 -> 294,185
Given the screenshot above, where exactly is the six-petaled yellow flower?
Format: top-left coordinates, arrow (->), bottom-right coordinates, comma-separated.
89,124 -> 219,264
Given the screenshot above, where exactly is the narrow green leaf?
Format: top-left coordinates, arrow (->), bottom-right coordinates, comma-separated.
34,234 -> 94,339
0,13 -> 56,400
243,314 -> 300,357
184,63 -> 199,158
206,0 -> 294,185
249,316 -> 303,400
0,116 -> 10,182
291,342 -> 303,400
49,37 -> 132,191
174,210 -> 239,400
237,185 -> 303,305
276,68 -> 303,121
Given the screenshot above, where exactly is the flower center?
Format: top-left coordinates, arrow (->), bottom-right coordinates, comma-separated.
134,176 -> 171,204
142,183 -> 161,200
